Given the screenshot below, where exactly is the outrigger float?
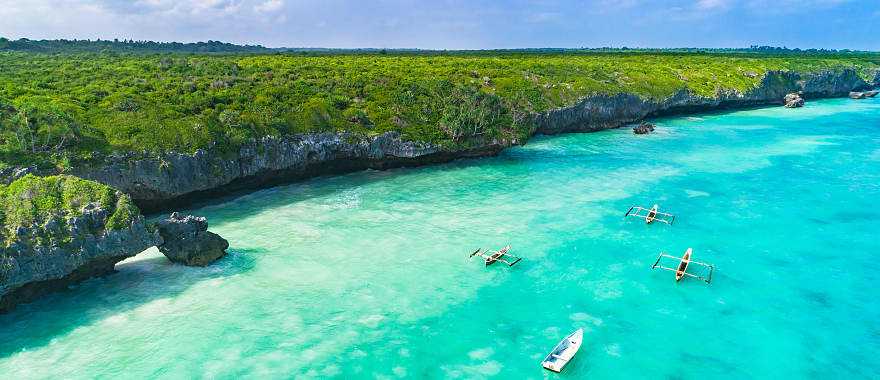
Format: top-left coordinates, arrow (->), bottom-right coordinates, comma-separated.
651,248 -> 714,284
469,245 -> 522,267
625,204 -> 675,225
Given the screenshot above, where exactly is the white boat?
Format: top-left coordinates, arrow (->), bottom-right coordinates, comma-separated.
541,328 -> 584,373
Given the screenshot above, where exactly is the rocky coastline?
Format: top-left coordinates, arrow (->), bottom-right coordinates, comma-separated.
53,69 -> 875,213
0,204 -> 159,313
0,67 -> 875,313
74,132 -> 506,213
0,196 -> 228,313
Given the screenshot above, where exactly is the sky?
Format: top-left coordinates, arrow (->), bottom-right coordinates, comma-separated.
0,0 -> 877,50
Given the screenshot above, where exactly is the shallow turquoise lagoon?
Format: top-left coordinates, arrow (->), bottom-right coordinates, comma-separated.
2,98 -> 880,379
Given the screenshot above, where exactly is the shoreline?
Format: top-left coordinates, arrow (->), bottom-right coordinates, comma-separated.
0,69 -> 874,313
75,68 -> 875,214
0,68 -> 873,214
138,97 -> 852,216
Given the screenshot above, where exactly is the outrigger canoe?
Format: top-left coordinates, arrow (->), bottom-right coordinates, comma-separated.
541,328 -> 584,373
645,204 -> 659,224
469,246 -> 522,267
675,248 -> 692,282
485,245 -> 511,266
624,205 -> 675,225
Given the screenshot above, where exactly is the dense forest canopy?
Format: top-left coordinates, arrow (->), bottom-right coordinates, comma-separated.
0,44 -> 878,172
0,37 -> 270,54
1,38 -> 875,55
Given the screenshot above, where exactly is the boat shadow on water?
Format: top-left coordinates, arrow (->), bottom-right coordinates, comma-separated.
0,248 -> 261,358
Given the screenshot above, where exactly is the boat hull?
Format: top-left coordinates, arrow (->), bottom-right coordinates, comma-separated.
646,204 -> 659,224
541,328 -> 584,373
675,248 -> 692,281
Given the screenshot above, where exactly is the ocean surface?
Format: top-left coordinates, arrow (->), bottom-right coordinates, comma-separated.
2,98 -> 879,379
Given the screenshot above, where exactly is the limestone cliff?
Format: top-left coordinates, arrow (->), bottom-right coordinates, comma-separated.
0,203 -> 160,312
56,69 -> 877,212
76,132 -> 501,213
535,69 -> 869,134
0,175 -> 234,312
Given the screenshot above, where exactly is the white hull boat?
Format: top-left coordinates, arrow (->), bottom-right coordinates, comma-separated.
541,328 -> 584,373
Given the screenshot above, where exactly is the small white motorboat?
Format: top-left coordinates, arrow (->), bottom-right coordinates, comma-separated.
541,328 -> 584,373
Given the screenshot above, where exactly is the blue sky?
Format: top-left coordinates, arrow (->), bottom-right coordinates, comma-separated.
0,0 -> 877,50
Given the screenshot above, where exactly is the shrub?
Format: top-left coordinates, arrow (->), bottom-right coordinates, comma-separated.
0,175 -> 141,245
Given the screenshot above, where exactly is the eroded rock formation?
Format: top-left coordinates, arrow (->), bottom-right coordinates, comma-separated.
535,69 -> 869,135
156,213 -> 229,267
633,122 -> 656,134
784,92 -> 805,108
0,203 -> 160,312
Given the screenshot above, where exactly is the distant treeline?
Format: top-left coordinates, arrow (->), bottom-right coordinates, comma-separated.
0,37 -> 271,54
1,37 -> 875,56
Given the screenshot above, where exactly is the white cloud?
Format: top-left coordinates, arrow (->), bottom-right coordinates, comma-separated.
0,0 -> 874,50
696,0 -> 728,10
0,0 -> 284,44
254,0 -> 283,13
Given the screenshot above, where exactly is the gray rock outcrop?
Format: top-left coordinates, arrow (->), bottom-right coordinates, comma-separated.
75,131 -> 501,213
633,122 -> 656,134
0,204 -> 161,312
0,166 -> 38,185
536,69 -> 868,135
156,213 -> 229,267
784,92 -> 805,108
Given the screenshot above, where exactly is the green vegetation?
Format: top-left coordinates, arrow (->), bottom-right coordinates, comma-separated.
0,175 -> 139,245
1,50 -> 879,171
0,37 -> 270,54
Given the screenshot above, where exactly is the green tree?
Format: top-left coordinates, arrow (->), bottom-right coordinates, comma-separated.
8,100 -> 81,153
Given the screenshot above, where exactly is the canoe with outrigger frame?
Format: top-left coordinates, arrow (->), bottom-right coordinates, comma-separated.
469,245 -> 522,267
625,204 -> 675,225
651,248 -> 714,284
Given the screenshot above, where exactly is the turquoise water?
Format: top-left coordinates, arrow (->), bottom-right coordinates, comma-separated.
2,98 -> 880,379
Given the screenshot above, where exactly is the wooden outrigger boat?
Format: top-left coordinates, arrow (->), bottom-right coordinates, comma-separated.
625,204 -> 675,225
675,248 -> 692,281
469,245 -> 522,267
645,204 -> 659,224
541,328 -> 584,373
651,248 -> 714,284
